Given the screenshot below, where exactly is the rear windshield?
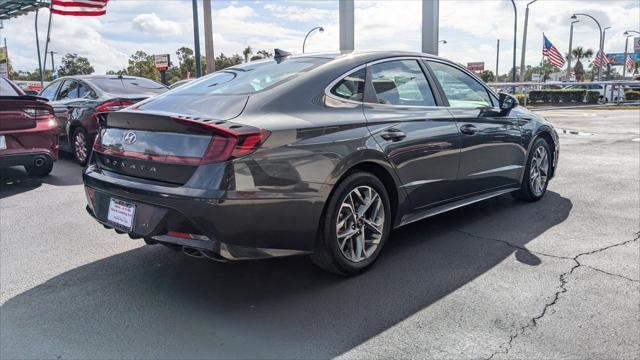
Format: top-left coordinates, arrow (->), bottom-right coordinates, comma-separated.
89,77 -> 167,95
0,78 -> 20,96
171,57 -> 329,95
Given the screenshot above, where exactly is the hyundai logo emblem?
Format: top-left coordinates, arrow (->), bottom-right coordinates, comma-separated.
123,131 -> 137,145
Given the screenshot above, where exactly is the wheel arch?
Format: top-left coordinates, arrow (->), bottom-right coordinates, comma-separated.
529,128 -> 558,179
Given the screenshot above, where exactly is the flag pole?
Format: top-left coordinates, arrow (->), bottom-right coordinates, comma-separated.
35,8 -> 43,87
42,1 -> 53,80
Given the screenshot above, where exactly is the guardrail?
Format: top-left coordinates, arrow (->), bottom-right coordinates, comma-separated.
487,80 -> 640,106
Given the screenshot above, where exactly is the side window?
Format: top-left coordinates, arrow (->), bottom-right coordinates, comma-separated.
330,68 -> 365,101
78,83 -> 96,99
428,61 -> 492,108
369,60 -> 436,106
56,80 -> 79,100
39,81 -> 61,100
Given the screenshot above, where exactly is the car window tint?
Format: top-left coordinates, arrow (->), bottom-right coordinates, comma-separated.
90,77 -> 166,95
39,81 -> 61,100
173,57 -> 329,95
330,68 -> 366,101
0,78 -> 19,96
57,80 -> 80,100
428,61 -> 492,108
369,60 -> 436,106
78,83 -> 95,99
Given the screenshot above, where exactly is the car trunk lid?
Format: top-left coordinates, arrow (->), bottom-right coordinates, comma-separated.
0,96 -> 53,132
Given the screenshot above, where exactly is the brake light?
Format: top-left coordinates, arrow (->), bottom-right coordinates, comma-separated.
96,100 -> 134,113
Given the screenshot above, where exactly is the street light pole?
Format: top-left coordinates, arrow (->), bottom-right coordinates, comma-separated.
496,38 -> 500,80
302,26 -> 324,54
519,0 -> 537,82
567,20 -> 579,81
510,0 -> 517,92
192,0 -> 202,78
602,26 -> 611,80
571,13 -> 603,81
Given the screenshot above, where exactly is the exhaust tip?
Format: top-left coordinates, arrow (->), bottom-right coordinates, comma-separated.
33,157 -> 46,167
182,246 -> 204,258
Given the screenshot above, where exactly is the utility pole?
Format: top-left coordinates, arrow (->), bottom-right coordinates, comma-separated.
339,0 -> 354,54
203,0 -> 214,74
49,51 -> 56,79
421,0 -> 440,55
496,39 -> 500,81
519,0 -> 537,82
509,0 -> 517,92
192,0 -> 202,78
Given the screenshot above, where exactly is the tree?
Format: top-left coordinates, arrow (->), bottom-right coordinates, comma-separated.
250,49 -> 273,61
242,46 -> 253,63
567,46 -> 594,82
126,51 -> 159,81
106,69 -> 127,76
176,47 -> 195,78
479,70 -> 495,82
215,53 -> 243,70
57,53 -> 94,76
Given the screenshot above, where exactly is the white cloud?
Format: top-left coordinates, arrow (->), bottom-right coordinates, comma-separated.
131,13 -> 183,36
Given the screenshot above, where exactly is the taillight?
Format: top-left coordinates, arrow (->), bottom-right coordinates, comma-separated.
96,100 -> 134,113
173,117 -> 271,164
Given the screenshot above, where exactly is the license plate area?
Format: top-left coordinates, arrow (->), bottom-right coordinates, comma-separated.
0,135 -> 6,150
107,198 -> 136,231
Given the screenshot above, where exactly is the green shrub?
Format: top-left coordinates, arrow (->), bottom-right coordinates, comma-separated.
585,90 -> 599,103
528,89 -> 586,103
625,91 -> 640,101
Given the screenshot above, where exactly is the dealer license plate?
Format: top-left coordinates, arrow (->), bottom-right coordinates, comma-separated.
107,198 -> 136,231
0,136 -> 6,150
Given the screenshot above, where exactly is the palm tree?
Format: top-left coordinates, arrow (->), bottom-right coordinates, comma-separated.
242,46 -> 253,63
567,46 -> 594,81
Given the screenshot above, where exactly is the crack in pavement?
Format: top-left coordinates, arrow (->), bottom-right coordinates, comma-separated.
454,229 -> 640,360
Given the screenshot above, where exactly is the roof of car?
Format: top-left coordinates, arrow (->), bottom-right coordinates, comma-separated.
290,50 -> 445,61
54,75 -> 158,81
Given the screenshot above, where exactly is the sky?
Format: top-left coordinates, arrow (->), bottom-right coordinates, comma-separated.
1,0 -> 639,75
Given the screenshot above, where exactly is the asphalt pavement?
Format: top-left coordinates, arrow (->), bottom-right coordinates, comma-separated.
1,109 -> 638,359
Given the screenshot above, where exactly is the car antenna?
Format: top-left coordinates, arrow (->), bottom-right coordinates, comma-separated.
274,48 -> 291,64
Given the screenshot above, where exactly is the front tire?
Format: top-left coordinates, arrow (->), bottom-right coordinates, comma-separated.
71,127 -> 90,166
311,171 -> 392,275
512,137 -> 551,202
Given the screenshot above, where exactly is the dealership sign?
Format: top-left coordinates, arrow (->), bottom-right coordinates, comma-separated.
467,62 -> 485,71
154,54 -> 170,71
634,37 -> 640,53
606,52 -> 640,65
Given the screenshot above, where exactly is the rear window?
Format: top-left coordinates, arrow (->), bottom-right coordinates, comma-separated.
172,57 -> 329,95
0,78 -> 20,96
89,77 -> 166,95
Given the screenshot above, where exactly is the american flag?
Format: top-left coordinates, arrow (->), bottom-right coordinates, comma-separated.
625,55 -> 635,72
51,0 -> 109,16
593,50 -> 611,68
543,35 -> 565,68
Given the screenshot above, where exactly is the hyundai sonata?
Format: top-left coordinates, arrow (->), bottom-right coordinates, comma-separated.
83,51 -> 559,275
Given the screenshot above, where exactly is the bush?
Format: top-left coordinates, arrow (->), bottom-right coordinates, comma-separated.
625,91 -> 640,101
528,89 -> 586,104
585,90 -> 599,103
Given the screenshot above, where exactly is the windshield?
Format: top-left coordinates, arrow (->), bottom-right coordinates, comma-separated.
171,57 -> 329,95
89,77 -> 167,95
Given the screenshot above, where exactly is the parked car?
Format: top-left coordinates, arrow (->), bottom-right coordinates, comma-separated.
0,77 -> 58,176
563,83 -> 611,102
83,51 -> 559,275
38,75 -> 167,165
168,78 -> 193,89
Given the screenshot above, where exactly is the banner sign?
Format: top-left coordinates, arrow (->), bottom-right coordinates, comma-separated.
606,52 -> 640,65
154,54 -> 170,71
634,37 -> 640,53
467,62 -> 485,71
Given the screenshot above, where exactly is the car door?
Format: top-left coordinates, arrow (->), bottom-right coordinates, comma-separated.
362,58 -> 461,210
51,79 -> 81,145
425,60 -> 525,196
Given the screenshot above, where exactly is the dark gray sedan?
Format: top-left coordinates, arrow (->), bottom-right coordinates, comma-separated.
83,51 -> 559,275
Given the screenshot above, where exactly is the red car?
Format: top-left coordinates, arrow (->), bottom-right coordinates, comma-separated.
0,78 -> 59,177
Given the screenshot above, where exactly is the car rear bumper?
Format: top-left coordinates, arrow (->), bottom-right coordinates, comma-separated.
83,165 -> 326,260
0,150 -> 55,168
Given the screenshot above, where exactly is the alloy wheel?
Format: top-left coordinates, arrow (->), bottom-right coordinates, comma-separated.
74,131 -> 87,163
529,145 -> 549,197
336,186 -> 385,263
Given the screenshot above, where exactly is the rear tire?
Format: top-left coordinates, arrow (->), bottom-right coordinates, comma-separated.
311,171 -> 392,276
71,127 -> 90,166
512,137 -> 551,202
25,162 -> 53,177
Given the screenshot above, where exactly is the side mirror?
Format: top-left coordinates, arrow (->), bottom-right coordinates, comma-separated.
499,92 -> 518,113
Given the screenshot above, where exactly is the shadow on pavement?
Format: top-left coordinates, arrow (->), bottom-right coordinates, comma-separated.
0,155 -> 83,199
0,192 -> 572,359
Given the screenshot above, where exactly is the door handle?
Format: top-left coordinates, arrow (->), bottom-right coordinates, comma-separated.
459,124 -> 478,135
380,128 -> 406,141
